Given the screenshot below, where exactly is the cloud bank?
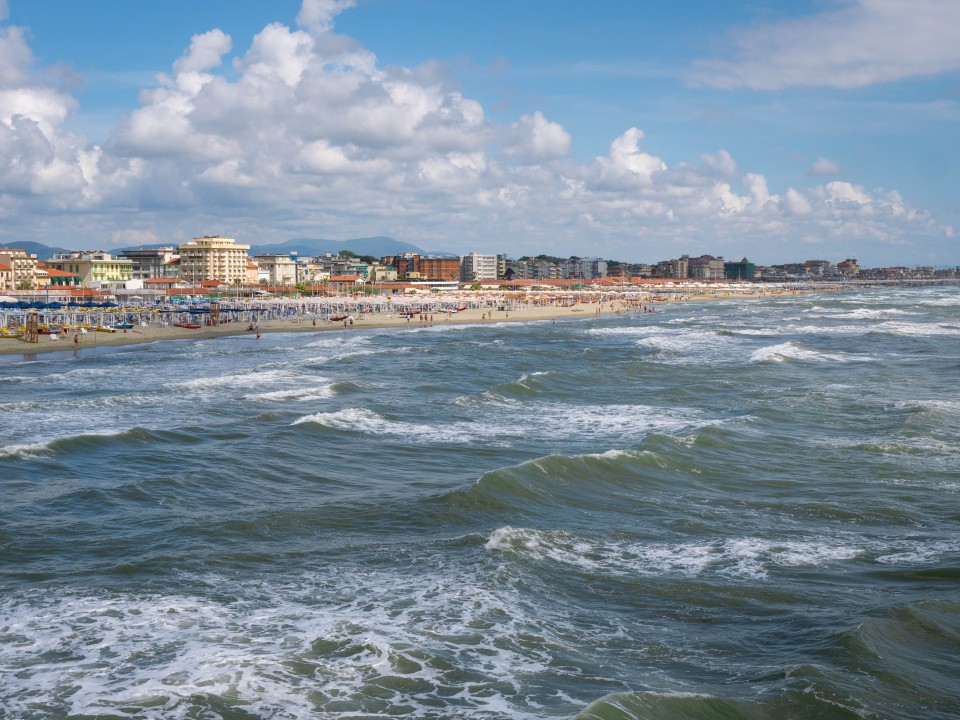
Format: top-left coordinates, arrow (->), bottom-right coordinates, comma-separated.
0,1 -> 953,263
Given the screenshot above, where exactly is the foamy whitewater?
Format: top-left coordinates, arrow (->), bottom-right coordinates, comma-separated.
2,286 -> 959,719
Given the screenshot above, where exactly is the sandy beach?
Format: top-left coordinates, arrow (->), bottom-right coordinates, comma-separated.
0,289 -> 774,357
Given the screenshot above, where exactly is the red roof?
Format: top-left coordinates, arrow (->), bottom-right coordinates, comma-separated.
0,262 -> 10,272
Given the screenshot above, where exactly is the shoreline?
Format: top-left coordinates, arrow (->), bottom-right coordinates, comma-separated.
0,289 -> 782,358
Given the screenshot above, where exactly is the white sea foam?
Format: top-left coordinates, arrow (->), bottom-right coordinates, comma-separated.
175,367 -> 297,391
873,320 -> 960,337
749,341 -> 870,363
486,528 -> 866,581
292,401 -> 702,446
0,374 -> 44,384
874,540 -> 956,565
726,327 -> 781,336
517,370 -> 554,385
919,295 -> 960,307
532,402 -> 704,439
588,326 -> 739,364
0,428 -> 140,459
0,441 -> 54,459
292,407 -> 477,444
0,566 -> 560,720
245,384 -> 335,402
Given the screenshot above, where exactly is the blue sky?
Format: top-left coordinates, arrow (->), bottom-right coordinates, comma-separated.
1,0 -> 958,266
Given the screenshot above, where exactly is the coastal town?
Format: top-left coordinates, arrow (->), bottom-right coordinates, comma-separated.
2,236 -> 958,300
1,236 -> 957,352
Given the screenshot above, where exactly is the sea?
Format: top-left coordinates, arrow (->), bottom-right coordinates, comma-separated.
1,285 -> 959,720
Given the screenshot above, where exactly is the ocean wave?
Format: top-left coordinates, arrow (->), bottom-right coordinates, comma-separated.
174,367 -> 297,391
634,331 -> 735,362
245,380 -> 335,402
0,427 -> 165,460
919,295 -> 960,307
585,325 -> 739,364
292,407 -> 477,444
574,687 -> 868,720
0,440 -> 55,459
0,374 -> 44,384
486,527 -> 718,576
456,370 -> 559,405
749,341 -> 871,363
486,527 -> 866,580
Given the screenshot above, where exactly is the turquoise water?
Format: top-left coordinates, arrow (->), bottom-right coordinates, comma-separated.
2,287 -> 959,719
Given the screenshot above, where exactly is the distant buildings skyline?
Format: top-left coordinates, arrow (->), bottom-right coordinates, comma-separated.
3,236 -> 957,297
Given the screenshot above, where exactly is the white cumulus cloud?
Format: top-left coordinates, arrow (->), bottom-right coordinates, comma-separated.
173,29 -> 232,75
504,111 -> 571,163
297,0 -> 356,35
810,156 -> 842,177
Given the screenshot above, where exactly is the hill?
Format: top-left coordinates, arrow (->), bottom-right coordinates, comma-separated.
16,236 -> 457,261
248,236 -> 428,258
3,241 -> 72,260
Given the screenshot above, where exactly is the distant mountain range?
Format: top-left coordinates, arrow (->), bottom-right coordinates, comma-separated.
7,241 -> 72,260
15,236 -> 457,261
247,236 -> 442,258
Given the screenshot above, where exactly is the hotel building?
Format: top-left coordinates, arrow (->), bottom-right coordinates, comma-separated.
0,248 -> 40,290
177,236 -> 250,284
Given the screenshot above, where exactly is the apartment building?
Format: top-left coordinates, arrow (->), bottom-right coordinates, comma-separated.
0,248 -> 39,290
45,250 -> 133,286
120,247 -> 179,280
253,254 -> 299,286
176,236 -> 250,284
687,255 -> 725,280
460,252 -> 498,282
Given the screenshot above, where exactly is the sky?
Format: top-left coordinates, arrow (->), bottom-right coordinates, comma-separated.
1,0 -> 958,266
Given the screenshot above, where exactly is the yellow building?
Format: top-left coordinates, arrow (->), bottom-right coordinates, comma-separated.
0,248 -> 40,290
45,250 -> 133,286
177,236 -> 251,284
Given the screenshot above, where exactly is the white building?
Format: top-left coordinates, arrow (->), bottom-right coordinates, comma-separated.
254,254 -> 299,286
460,252 -> 499,282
